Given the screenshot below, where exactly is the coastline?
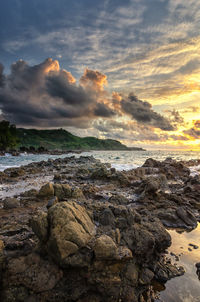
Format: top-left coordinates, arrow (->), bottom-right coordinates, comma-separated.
0,146 -> 146,158
0,155 -> 200,301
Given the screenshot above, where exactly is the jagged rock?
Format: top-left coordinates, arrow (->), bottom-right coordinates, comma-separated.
37,182 -> 54,199
143,219 -> 171,253
155,261 -> 185,283
144,178 -> 160,193
122,220 -> 171,261
111,171 -> 130,186
139,268 -> 154,285
94,235 -> 118,260
116,246 -> 133,260
1,155 -> 198,302
2,253 -> 62,295
47,196 -> 58,209
71,187 -> 85,200
3,198 -> 20,209
31,212 -> 48,242
20,189 -> 38,198
62,184 -> 72,197
54,173 -> 62,181
9,168 -> 25,178
137,176 -> 167,195
99,208 -> 115,226
109,194 -> 129,205
47,202 -> 95,264
125,262 -> 139,284
156,207 -> 197,229
53,184 -> 65,200
91,166 -> 111,180
143,158 -> 160,168
176,207 -> 197,229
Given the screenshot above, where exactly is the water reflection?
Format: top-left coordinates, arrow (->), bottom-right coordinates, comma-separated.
158,223 -> 200,302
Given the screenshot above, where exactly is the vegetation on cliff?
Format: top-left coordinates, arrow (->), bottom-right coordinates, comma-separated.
16,128 -> 144,151
0,120 -> 18,150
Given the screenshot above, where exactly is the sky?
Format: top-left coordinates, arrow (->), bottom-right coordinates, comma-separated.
0,0 -> 200,150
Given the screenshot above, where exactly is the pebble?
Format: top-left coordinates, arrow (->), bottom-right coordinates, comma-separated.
188,243 -> 199,249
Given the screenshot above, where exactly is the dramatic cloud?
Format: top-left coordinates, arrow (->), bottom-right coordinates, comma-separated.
169,135 -> 189,141
164,109 -> 185,128
183,120 -> 200,139
169,110 -> 184,125
80,68 -> 107,92
0,58 -> 115,127
94,119 -> 169,143
120,94 -> 174,131
0,58 -> 173,132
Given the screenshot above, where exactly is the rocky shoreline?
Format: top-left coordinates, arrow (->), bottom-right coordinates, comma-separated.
0,149 -> 83,157
0,156 -> 200,301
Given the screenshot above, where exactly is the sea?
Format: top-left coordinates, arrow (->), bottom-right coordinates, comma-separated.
1,150 -> 200,172
0,150 -> 200,302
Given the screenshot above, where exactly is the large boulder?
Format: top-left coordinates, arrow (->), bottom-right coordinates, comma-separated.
142,158 -> 160,168
32,202 -> 95,266
122,220 -> 171,261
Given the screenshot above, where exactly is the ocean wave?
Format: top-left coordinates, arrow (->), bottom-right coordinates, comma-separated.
0,150 -> 200,173
5,153 -> 12,157
0,165 -> 20,172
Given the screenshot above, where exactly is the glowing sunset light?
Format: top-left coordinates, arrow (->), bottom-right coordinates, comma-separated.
0,0 -> 200,150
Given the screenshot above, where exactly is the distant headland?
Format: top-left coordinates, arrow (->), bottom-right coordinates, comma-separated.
16,128 -> 145,152
0,120 -> 145,153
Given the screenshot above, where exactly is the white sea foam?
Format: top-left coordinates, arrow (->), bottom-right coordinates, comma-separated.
0,165 -> 20,172
111,163 -> 139,171
5,153 -> 12,157
189,164 -> 200,176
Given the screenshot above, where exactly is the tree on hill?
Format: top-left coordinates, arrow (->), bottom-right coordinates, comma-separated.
0,120 -> 18,150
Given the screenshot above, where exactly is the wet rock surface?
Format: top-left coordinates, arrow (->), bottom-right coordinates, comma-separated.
0,156 -> 199,301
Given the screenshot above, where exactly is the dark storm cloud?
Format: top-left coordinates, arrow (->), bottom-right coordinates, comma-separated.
121,94 -> 174,131
94,103 -> 115,117
0,58 -> 115,127
46,72 -> 90,106
0,58 -> 173,132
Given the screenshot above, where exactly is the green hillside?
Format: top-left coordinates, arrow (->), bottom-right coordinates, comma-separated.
16,128 -> 143,151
